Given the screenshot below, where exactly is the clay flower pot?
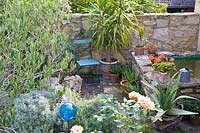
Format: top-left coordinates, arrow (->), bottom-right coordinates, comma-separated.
135,46 -> 145,55
120,80 -> 128,94
148,42 -> 157,54
154,115 -> 182,132
109,73 -> 119,83
191,115 -> 200,125
159,72 -> 170,84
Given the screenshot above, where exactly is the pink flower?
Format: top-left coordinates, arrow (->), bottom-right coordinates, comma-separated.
169,58 -> 175,62
158,54 -> 165,60
138,96 -> 155,111
129,91 -> 142,100
70,125 -> 84,133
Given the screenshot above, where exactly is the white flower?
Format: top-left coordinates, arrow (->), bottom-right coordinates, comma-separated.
70,125 -> 84,133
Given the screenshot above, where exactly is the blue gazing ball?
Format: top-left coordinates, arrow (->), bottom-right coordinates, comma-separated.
59,103 -> 77,121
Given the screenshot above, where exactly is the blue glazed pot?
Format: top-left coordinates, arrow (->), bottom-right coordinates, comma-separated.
180,68 -> 190,83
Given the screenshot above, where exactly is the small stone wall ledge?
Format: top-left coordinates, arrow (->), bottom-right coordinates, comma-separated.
132,53 -> 200,99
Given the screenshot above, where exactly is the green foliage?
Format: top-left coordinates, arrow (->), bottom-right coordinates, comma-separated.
123,65 -> 140,85
88,0 -> 139,61
73,95 -> 159,133
141,72 -> 198,116
69,0 -> 96,13
183,99 -> 200,113
70,0 -> 167,13
122,64 -> 144,94
138,25 -> 145,41
13,85 -> 77,133
0,0 -> 74,127
110,64 -> 122,74
131,0 -> 167,14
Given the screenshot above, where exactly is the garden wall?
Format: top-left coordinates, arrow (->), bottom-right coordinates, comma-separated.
64,13 -> 200,62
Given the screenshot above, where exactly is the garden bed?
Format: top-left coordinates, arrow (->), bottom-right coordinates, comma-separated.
131,52 -> 200,99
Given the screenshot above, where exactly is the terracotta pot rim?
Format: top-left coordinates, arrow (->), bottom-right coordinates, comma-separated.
109,73 -> 120,76
120,80 -> 127,86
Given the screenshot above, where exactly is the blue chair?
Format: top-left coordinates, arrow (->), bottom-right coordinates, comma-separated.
72,39 -> 100,84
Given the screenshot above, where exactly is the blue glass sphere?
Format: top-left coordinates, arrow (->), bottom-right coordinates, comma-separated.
59,103 -> 77,121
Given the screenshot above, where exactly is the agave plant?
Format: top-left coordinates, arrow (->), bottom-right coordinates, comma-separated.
141,72 -> 199,116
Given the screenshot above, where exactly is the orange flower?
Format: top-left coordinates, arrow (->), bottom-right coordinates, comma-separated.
153,57 -> 161,63
158,54 -> 165,60
138,96 -> 155,111
169,58 -> 175,62
148,55 -> 154,61
129,91 -> 142,100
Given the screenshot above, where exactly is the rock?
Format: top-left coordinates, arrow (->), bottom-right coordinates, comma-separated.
63,75 -> 83,92
152,28 -> 169,41
156,19 -> 169,28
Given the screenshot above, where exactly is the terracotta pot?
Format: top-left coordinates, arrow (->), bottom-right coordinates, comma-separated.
135,46 -> 144,55
120,80 -> 128,94
100,59 -> 118,79
190,115 -> 200,125
109,73 -> 119,83
159,72 -> 170,84
154,115 -> 182,132
148,42 -> 158,54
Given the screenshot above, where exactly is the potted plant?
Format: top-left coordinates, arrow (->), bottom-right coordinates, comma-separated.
120,65 -> 140,94
135,26 -> 145,55
148,54 -> 176,84
141,72 -> 198,131
183,99 -> 200,125
88,0 -> 139,77
148,42 -> 158,55
109,64 -> 122,83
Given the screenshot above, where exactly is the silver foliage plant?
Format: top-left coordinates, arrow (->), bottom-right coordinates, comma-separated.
13,85 -> 76,132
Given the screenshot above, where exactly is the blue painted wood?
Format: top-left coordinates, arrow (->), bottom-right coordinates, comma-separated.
73,39 -> 92,45
77,59 -> 100,67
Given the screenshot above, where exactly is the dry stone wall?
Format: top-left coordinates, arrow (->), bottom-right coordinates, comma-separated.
64,13 -> 200,62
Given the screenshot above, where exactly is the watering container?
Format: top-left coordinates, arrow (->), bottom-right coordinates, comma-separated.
180,68 -> 190,83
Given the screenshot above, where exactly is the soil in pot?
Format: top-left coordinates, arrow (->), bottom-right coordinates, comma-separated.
135,46 -> 144,55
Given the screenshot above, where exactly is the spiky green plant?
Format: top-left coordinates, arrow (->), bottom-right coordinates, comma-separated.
141,72 -> 199,116
88,0 -> 139,62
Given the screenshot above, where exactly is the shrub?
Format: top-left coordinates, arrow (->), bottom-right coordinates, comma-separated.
0,0 -> 75,126
70,0 -> 167,13
13,85 -> 77,133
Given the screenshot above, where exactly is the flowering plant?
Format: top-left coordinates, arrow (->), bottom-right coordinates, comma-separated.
148,54 -> 176,73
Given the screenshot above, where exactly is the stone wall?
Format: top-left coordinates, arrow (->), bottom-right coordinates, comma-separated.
135,13 -> 200,52
65,13 -> 200,62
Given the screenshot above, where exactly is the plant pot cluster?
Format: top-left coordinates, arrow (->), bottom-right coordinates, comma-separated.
142,73 -> 199,131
